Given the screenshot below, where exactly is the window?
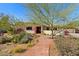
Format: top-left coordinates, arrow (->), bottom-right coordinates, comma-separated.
26,27 -> 32,30
46,27 -> 50,30
43,27 -> 50,30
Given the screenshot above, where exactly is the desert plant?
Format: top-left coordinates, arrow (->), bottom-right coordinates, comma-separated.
0,36 -> 12,44
19,34 -> 30,43
0,37 -> 6,44
12,32 -> 33,44
19,33 -> 33,44
12,32 -> 26,43
27,42 -> 35,47
55,36 -> 79,56
10,46 -> 26,54
26,4 -> 77,39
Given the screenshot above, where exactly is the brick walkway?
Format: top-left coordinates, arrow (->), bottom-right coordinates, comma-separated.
17,35 -> 59,56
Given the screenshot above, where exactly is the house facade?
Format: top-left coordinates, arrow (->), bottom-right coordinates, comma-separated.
15,22 -> 79,35
25,25 -> 52,35
24,22 -> 52,35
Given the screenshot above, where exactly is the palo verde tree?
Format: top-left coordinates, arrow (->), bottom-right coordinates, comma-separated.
0,15 -> 11,31
26,3 -> 77,39
0,14 -> 20,34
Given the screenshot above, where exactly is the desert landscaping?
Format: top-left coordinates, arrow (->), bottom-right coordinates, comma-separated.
0,3 -> 79,56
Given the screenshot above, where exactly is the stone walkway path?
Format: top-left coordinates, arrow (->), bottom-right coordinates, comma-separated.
17,35 -> 60,56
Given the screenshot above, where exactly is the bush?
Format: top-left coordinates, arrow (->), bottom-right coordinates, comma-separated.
12,32 -> 26,43
10,46 -> 26,54
19,33 -> 33,44
55,36 -> 79,56
0,37 -> 6,44
19,35 -> 29,43
12,32 -> 33,44
27,42 -> 35,47
0,36 -> 12,44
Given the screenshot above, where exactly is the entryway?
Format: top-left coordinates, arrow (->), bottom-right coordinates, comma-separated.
36,27 -> 41,33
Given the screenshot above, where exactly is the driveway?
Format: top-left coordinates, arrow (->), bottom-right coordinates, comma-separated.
16,35 -> 60,56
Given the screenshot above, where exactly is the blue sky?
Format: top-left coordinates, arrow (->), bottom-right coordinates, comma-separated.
0,3 -> 31,22
0,3 -> 79,22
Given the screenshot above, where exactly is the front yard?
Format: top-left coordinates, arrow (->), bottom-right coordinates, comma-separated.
54,35 -> 79,56
0,39 -> 38,56
0,43 -> 27,56
0,31 -> 39,56
1,29 -> 79,56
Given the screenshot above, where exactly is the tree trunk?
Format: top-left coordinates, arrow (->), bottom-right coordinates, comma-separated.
51,29 -> 53,39
50,25 -> 53,39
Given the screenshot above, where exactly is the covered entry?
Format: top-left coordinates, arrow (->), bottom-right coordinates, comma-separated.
36,27 -> 41,33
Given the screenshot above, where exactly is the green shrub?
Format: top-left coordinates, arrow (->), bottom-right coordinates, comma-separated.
19,33 -> 33,44
12,33 -> 23,43
12,35 -> 20,43
19,35 -> 29,43
11,31 -> 33,44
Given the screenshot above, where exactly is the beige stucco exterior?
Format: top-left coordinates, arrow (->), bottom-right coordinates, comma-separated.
43,30 -> 52,35
25,30 -> 35,34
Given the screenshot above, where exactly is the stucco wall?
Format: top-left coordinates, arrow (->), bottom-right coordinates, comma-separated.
65,29 -> 75,33
26,30 -> 35,34
43,30 -> 52,35
26,30 -> 59,35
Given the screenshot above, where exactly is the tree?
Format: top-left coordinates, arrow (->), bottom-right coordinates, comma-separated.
66,20 -> 79,29
26,4 -> 77,39
0,15 -> 11,31
0,14 -> 20,34
15,21 -> 25,28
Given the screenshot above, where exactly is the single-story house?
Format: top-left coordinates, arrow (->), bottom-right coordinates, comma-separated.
15,22 -> 79,35
24,22 -> 77,35
24,22 -> 53,35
